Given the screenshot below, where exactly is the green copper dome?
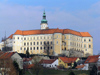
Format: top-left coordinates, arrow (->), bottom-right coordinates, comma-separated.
41,10 -> 48,24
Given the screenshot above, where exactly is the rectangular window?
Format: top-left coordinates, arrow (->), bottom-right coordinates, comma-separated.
51,46 -> 52,49
37,47 -> 38,50
18,37 -> 19,40
65,42 -> 66,45
89,45 -> 91,48
24,38 -> 26,40
30,47 -> 32,50
24,48 -> 26,50
41,42 -> 42,45
57,41 -> 58,44
30,42 -> 32,45
65,36 -> 66,39
27,42 -> 29,45
34,42 -> 35,45
41,47 -> 42,50
33,47 -> 35,50
84,44 -> 86,48
37,42 -> 39,45
51,41 -> 52,44
89,39 -> 91,42
24,43 -> 26,46
84,39 -> 86,42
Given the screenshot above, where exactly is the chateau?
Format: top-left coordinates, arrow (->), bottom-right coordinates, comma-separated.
0,11 -> 93,57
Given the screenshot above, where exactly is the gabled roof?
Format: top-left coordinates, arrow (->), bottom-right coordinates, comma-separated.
59,57 -> 78,63
0,52 -> 16,59
40,59 -> 56,64
12,28 -> 91,37
76,65 -> 85,69
85,55 -> 100,63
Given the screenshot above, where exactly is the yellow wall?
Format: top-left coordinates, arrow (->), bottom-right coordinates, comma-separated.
58,57 -> 80,68
58,58 -> 68,68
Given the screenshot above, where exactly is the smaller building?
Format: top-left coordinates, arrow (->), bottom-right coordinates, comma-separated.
0,52 -> 23,69
32,56 -> 50,64
58,57 -> 79,68
23,58 -> 34,69
84,55 -> 100,70
40,59 -> 58,69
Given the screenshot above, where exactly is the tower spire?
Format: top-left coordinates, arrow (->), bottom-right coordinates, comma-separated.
41,10 -> 47,24
40,10 -> 48,29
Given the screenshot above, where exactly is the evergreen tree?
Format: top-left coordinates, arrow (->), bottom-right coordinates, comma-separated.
26,48 -> 30,58
13,61 -> 23,75
90,65 -> 97,75
72,62 -> 77,69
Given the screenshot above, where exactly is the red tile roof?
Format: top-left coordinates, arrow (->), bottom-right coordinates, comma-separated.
12,28 -> 91,37
0,51 -> 4,56
59,57 -> 78,63
76,65 -> 85,69
0,52 -> 16,59
27,64 -> 34,69
8,34 -> 13,39
80,32 -> 92,37
40,59 -> 56,64
85,55 -> 100,63
23,58 -> 32,62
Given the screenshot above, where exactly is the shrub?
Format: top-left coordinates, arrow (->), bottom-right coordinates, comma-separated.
69,71 -> 75,75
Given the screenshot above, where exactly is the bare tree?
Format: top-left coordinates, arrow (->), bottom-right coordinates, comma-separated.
68,48 -> 84,57
43,41 -> 52,56
85,53 -> 91,57
32,56 -> 42,75
0,58 -> 17,75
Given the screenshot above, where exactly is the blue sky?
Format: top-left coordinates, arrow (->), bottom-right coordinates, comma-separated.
0,0 -> 100,54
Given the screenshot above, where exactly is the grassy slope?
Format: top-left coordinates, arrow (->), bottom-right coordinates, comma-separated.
25,69 -> 90,75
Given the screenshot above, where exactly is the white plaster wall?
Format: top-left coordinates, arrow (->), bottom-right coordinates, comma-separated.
11,53 -> 23,69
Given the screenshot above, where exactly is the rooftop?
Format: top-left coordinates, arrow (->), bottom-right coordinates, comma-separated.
59,57 -> 78,63
8,28 -> 92,39
85,55 -> 100,63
